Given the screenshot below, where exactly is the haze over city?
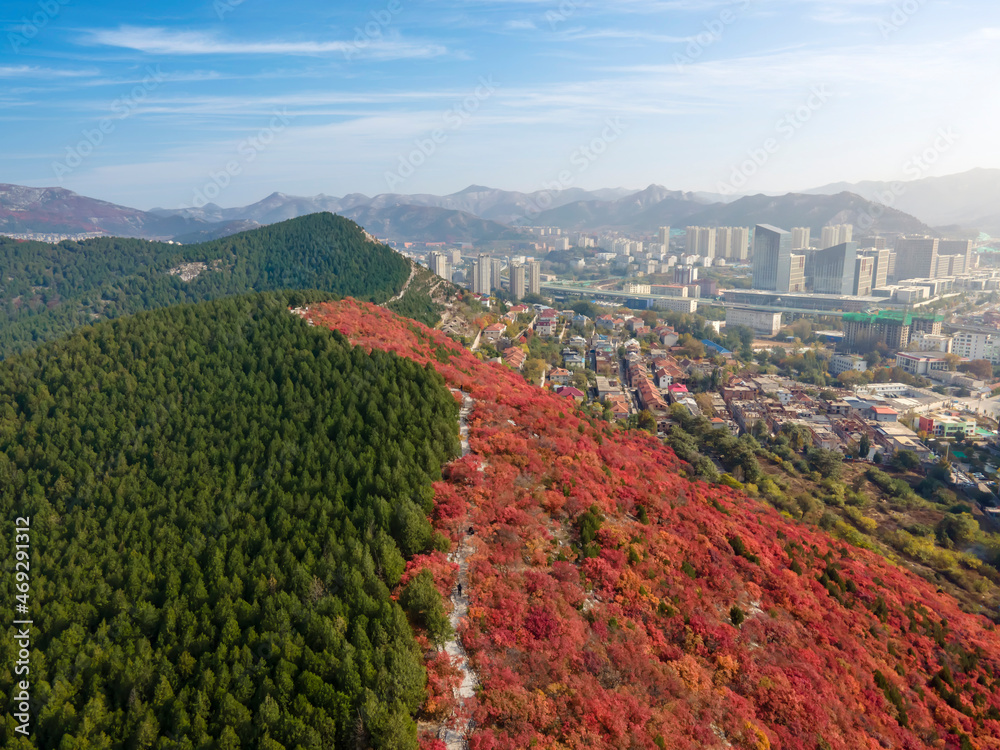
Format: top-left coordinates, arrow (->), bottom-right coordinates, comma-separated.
4,0 -> 1000,208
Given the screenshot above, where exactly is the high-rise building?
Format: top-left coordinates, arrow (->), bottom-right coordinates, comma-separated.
730,227 -> 751,260
860,248 -> 891,289
938,239 -> 973,277
784,253 -> 806,293
812,242 -> 858,295
854,255 -> 874,297
714,227 -> 732,259
472,253 -> 492,295
527,260 -> 541,296
686,226 -> 717,257
952,329 -> 994,360
510,263 -> 526,300
843,311 -> 943,350
428,251 -> 451,282
674,265 -> 699,285
893,238 -> 938,281
657,227 -> 671,247
821,224 -> 853,249
791,227 -> 811,250
490,258 -> 504,292
752,224 -> 794,292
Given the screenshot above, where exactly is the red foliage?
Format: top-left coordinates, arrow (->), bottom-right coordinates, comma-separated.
423,650 -> 462,720
304,300 -> 1000,750
399,551 -> 458,597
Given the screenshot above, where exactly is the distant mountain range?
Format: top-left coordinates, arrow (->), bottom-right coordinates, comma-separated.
5,170 -> 996,243
803,168 -> 1000,234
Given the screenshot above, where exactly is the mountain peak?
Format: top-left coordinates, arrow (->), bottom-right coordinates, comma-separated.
455,184 -> 495,195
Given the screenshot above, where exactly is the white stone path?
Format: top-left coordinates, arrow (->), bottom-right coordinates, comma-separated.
438,391 -> 479,749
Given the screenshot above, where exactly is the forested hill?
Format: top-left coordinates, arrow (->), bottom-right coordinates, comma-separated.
0,292 -> 460,749
0,212 -> 435,358
305,299 -> 1000,750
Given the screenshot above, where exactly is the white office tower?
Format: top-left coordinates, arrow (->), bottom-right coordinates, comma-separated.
510,263 -> 526,299
527,260 -> 542,295
658,226 -> 671,247
428,251 -> 451,282
791,227 -> 811,250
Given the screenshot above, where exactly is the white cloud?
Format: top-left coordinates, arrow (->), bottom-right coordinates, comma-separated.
0,66 -> 99,78
83,26 -> 448,60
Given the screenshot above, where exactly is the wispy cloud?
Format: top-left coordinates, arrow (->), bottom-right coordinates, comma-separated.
82,26 -> 448,60
0,66 -> 100,78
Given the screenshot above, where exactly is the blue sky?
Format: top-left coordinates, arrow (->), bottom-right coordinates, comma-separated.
2,0 -> 998,208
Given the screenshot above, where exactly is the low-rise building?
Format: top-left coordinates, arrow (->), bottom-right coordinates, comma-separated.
867,406 -> 899,423
556,386 -> 586,402
829,354 -> 868,377
503,347 -> 526,370
917,412 -> 978,439
651,297 -> 699,314
826,400 -> 852,416
873,422 -> 931,459
535,318 -> 558,337
894,352 -> 949,376
911,332 -> 953,353
549,368 -> 572,386
726,308 -> 782,336
483,323 -> 506,342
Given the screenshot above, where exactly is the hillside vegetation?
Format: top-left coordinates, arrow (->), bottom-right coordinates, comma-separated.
307,299 -> 1000,750
0,213 -> 430,358
0,292 -> 459,749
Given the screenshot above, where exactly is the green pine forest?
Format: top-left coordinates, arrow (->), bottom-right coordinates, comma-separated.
0,213 -> 440,358
0,292 -> 460,749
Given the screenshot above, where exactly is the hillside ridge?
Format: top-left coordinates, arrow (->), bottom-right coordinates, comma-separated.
304,299 -> 1000,750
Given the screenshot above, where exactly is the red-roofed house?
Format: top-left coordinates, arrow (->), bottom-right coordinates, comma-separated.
867,406 -> 898,423
483,323 -> 507,342
535,318 -> 558,336
549,368 -> 572,386
556,386 -> 586,402
504,348 -> 526,370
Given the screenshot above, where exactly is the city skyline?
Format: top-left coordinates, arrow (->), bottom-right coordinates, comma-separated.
2,0 -> 1000,209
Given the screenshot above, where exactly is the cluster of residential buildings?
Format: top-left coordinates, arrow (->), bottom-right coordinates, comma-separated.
718,376 -> 973,459
685,226 -> 752,260
427,251 -> 543,299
